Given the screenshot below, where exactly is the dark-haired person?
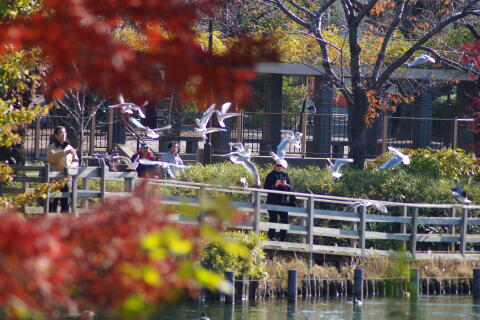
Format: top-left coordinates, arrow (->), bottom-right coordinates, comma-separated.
160,141 -> 183,179
131,142 -> 160,178
47,126 -> 79,213
263,161 -> 294,241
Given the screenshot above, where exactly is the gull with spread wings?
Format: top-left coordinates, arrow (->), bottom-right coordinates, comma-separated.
343,200 -> 388,214
326,158 -> 354,178
194,104 -> 226,139
215,102 -> 242,128
223,143 -> 260,186
138,159 -> 190,179
108,94 -> 147,118
128,117 -> 171,139
270,130 -> 303,168
379,147 -> 410,170
451,180 -> 472,204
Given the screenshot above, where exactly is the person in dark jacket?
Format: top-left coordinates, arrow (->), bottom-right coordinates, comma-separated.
264,160 -> 294,241
130,142 -> 160,178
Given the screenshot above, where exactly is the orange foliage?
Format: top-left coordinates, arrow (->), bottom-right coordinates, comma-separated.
0,0 -> 277,106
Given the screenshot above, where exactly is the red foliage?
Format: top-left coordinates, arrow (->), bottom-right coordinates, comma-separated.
0,0 -> 277,105
461,40 -> 480,76
0,187 -> 207,318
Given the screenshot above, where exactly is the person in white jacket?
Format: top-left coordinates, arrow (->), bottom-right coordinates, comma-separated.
47,126 -> 79,213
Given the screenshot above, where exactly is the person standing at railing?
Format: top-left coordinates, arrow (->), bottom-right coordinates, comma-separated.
160,140 -> 183,179
264,160 -> 295,241
47,126 -> 79,213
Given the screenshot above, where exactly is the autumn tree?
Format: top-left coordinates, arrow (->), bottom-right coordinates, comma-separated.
256,0 -> 480,167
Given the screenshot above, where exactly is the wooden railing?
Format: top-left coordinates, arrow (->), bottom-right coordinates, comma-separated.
3,165 -> 480,260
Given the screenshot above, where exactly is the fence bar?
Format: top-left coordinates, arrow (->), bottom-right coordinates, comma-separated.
460,208 -> 468,257
400,206 -> 408,251
198,186 -> 206,222
360,206 -> 367,255
43,163 -> 50,214
89,112 -> 96,155
301,113 -> 307,158
381,116 -> 388,154
453,117 -> 458,149
288,269 -> 298,302
409,268 -> 419,300
450,207 -> 456,251
71,173 -> 78,217
34,117 -> 41,160
307,196 -> 315,267
100,164 -> 106,201
252,190 -> 261,234
354,268 -> 363,301
410,208 -> 419,259
224,271 -> 235,304
107,108 -> 114,151
236,110 -> 243,142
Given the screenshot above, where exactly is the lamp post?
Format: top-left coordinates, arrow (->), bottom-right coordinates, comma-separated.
203,18 -> 213,164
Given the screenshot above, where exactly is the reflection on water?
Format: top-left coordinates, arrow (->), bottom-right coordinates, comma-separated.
153,296 -> 480,320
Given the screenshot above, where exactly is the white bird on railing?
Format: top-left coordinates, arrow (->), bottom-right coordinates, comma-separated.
326,158 -> 354,178
215,102 -> 242,128
108,94 -> 147,118
223,144 -> 260,186
138,159 -> 190,179
270,130 -> 303,168
451,180 -> 472,204
194,104 -> 226,139
407,54 -> 435,68
379,147 -> 410,170
108,155 -> 139,171
343,200 -> 388,214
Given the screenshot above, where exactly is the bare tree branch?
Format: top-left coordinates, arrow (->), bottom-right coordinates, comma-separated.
263,0 -> 313,29
462,22 -> 480,40
353,0 -> 380,26
420,46 -> 480,75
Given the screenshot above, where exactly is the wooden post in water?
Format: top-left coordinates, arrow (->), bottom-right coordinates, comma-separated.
410,268 -> 419,300
354,268 -> 363,301
288,269 -> 298,303
473,268 -> 480,298
224,271 -> 235,304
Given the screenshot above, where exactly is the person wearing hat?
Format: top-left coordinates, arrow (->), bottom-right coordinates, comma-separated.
131,142 -> 159,178
263,160 -> 294,241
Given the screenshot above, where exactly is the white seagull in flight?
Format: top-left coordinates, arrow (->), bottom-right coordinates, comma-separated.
379,147 -> 410,170
215,102 -> 242,128
194,104 -> 226,139
108,94 -> 147,118
223,144 -> 260,186
326,158 -> 354,178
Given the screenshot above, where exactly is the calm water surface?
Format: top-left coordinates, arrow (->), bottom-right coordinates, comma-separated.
153,296 -> 480,320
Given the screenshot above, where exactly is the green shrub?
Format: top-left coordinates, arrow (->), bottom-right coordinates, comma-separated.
201,231 -> 267,280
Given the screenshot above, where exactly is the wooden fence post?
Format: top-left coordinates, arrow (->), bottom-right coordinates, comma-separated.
400,206 -> 408,251
100,164 -> 106,202
252,190 -> 261,234
449,207 -> 456,252
224,271 -> 235,304
89,112 -> 96,155
306,196 -> 314,267
43,163 -> 50,214
107,108 -> 114,152
124,176 -> 136,193
460,208 -> 468,258
360,206 -> 367,255
473,268 -> 480,298
409,268 -> 419,300
71,173 -> 78,217
410,208 -> 419,259
197,186 -> 206,222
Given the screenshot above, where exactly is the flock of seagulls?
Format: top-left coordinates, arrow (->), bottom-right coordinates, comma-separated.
108,98 -> 473,206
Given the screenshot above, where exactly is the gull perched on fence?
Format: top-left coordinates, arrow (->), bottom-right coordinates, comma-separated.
343,200 -> 388,214
326,158 -> 354,178
128,117 -> 171,139
223,144 -> 260,186
270,130 -> 303,168
138,159 -> 190,179
215,102 -> 241,128
194,103 -> 226,139
451,180 -> 472,204
407,54 -> 435,68
379,147 -> 410,170
108,94 -> 147,118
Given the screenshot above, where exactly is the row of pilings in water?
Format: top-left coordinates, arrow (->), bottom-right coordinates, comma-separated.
201,268 -> 480,302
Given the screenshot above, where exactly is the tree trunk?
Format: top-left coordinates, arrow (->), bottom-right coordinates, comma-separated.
348,90 -> 369,169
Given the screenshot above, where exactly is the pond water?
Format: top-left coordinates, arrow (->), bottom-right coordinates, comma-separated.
153,296 -> 480,320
